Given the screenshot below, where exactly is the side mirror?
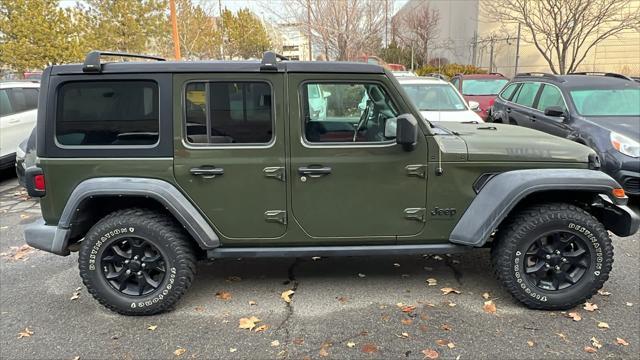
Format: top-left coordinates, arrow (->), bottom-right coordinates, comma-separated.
544,106 -> 565,118
322,91 -> 332,98
468,100 -> 480,111
384,117 -> 397,138
396,114 -> 418,151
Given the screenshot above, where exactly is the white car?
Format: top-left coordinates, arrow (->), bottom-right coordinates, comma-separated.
0,81 -> 39,170
398,77 -> 483,122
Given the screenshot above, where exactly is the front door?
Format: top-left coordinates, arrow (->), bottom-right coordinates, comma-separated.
173,73 -> 287,240
288,74 -> 428,240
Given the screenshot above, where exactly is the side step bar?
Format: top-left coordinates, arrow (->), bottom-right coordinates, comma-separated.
207,244 -> 471,259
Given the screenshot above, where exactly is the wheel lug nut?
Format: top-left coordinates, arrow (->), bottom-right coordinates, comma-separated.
554,265 -> 561,270
134,255 -> 139,260
545,255 -> 551,259
137,271 -> 142,276
562,258 -> 567,263
141,263 -> 146,268
545,263 -> 551,268
555,250 -> 560,255
125,269 -> 131,275
124,260 -> 130,264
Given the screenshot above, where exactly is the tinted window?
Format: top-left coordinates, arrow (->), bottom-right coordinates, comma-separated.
56,81 -> 159,146
500,83 -> 519,100
513,82 -> 541,107
185,82 -> 273,144
302,82 -> 398,143
536,85 -> 565,111
461,79 -> 509,95
9,88 -> 39,112
0,89 -> 12,116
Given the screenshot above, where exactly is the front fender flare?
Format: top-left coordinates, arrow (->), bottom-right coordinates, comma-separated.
449,169 -> 634,247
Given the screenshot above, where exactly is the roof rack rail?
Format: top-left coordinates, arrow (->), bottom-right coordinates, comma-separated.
260,51 -> 289,71
569,72 -> 633,81
82,50 -> 165,73
515,72 -> 564,82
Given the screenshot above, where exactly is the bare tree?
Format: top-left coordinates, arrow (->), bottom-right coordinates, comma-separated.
395,4 -> 440,65
485,0 -> 640,74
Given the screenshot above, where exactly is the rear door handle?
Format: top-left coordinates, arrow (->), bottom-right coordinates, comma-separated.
298,166 -> 332,178
190,166 -> 224,178
506,108 -> 511,113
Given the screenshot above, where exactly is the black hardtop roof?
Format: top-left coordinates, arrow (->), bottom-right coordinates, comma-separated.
50,59 -> 386,75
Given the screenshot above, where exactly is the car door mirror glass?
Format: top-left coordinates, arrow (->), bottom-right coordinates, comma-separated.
384,117 -> 397,138
322,91 -> 332,98
468,100 -> 480,111
396,114 -> 418,151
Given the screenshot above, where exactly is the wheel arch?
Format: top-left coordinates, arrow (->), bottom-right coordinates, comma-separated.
449,169 -> 639,247
58,177 -> 220,253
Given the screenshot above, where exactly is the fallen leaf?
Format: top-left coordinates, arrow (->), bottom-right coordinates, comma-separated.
238,316 -> 261,331
293,338 -> 304,345
336,296 -> 348,304
281,290 -> 295,303
527,340 -> 535,347
583,302 -> 598,312
5,245 -> 34,261
597,290 -> 611,296
483,300 -> 497,314
215,291 -> 232,301
440,324 -> 452,331
319,348 -> 329,357
397,332 -> 409,338
419,324 -> 429,332
435,339 -> 450,346
254,324 -> 269,332
447,342 -> 455,349
591,337 -> 602,349
147,325 -> 157,331
626,302 -> 633,306
229,348 -> 237,353
70,291 -> 80,301
18,327 -> 33,338
194,306 -> 205,312
401,318 -> 413,325
482,292 -> 490,300
346,341 -> 356,348
421,348 -> 439,359
615,337 -> 629,346
584,346 -> 597,353
173,347 -> 186,356
72,357 -> 80,360
447,301 -> 457,307
426,278 -> 438,286
401,305 -> 416,313
567,312 -> 582,321
556,333 -> 568,342
361,343 -> 378,354
440,287 -> 461,295
358,273 -> 366,278
271,340 -> 280,347
248,300 -> 257,306
597,322 -> 609,329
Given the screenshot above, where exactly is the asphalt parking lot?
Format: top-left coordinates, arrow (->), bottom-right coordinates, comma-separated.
0,172 -> 638,360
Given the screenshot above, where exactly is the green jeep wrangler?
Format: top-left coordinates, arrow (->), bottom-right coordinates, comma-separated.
24,51 -> 639,315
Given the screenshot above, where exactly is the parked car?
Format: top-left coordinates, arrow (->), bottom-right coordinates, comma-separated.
398,76 -> 483,122
16,126 -> 36,186
23,50 -> 637,315
451,73 -> 509,121
490,72 -> 640,195
0,81 -> 39,170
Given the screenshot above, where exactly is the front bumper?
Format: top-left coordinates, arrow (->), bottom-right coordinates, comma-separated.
24,218 -> 71,256
615,169 -> 640,196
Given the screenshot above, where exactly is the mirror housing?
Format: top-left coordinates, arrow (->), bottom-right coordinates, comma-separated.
468,100 -> 480,111
396,114 -> 418,151
544,105 -> 565,118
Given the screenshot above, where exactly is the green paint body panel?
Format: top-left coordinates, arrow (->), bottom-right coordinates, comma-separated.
36,69 -> 595,249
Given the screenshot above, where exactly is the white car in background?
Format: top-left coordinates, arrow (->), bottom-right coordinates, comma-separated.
0,81 -> 39,170
398,77 -> 484,123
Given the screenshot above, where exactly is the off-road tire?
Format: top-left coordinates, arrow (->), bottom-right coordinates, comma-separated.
491,203 -> 613,310
78,208 -> 196,315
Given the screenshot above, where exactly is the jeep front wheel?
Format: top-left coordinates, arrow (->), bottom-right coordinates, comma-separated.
492,203 -> 613,310
78,208 -> 196,315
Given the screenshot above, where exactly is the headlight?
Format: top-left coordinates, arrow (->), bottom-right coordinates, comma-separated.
610,132 -> 640,158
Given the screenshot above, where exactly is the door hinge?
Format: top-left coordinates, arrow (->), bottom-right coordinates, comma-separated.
264,210 -> 287,225
263,166 -> 285,181
405,164 -> 427,178
404,208 -> 426,222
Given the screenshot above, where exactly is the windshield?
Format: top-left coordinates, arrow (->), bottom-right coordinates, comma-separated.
570,88 -> 640,116
402,83 -> 467,111
461,79 -> 508,95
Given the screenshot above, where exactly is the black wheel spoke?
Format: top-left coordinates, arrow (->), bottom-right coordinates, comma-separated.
525,261 -> 546,275
112,244 -> 131,260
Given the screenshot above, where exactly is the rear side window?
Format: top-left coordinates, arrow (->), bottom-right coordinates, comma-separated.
56,81 -> 159,146
513,82 -> 541,107
0,90 -> 12,116
499,83 -> 519,101
0,88 -> 38,116
184,81 -> 273,145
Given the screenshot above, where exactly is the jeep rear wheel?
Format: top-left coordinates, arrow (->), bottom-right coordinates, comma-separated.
78,208 -> 196,315
492,203 -> 613,310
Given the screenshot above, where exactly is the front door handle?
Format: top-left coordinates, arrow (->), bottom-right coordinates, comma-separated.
298,166 -> 332,178
506,108 -> 511,113
190,166 -> 224,178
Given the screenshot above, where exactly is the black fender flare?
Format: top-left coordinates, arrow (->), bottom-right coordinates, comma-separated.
449,169 -> 638,247
57,177 -> 220,251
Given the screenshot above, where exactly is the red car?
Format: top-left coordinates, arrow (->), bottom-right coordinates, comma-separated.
451,73 -> 509,121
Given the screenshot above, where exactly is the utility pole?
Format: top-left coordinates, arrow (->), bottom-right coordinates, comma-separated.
169,0 -> 181,60
489,36 -> 495,73
384,0 -> 388,48
219,0 -> 225,60
514,22 -> 521,74
306,0 -> 312,60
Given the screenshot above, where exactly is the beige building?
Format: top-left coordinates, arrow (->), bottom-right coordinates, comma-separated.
394,0 -> 640,76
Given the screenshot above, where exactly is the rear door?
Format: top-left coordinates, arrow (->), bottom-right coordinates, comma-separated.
509,81 -> 541,127
0,87 -> 38,158
173,73 -> 287,240
287,74 -> 429,241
